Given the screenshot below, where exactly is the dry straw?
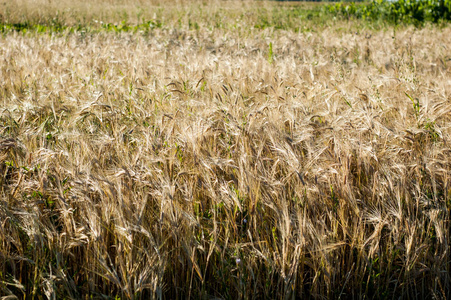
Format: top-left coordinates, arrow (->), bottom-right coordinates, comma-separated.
1,1 -> 451,298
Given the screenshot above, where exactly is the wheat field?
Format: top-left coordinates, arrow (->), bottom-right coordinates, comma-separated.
1,1 -> 451,299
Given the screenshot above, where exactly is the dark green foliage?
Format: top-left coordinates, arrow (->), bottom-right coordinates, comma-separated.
325,0 -> 451,25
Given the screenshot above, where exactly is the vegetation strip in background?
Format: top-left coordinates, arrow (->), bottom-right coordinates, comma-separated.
325,0 -> 451,25
1,0 -> 451,35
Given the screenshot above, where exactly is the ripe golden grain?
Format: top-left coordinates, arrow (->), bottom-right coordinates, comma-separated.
1,1 -> 451,299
